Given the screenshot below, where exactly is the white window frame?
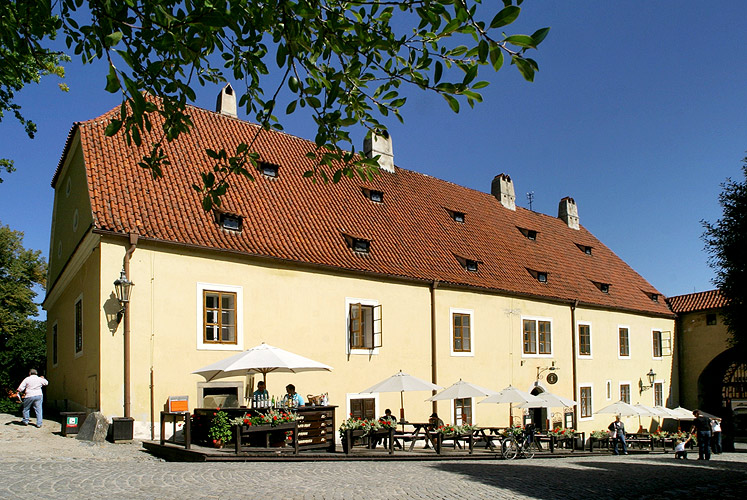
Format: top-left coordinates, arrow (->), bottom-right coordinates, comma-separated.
51,320 -> 59,368
196,282 -> 244,351
520,315 -> 554,358
450,307 -> 474,357
617,325 -> 631,359
619,381 -> 632,404
606,380 -> 612,401
576,321 -> 592,358
651,328 -> 663,360
74,293 -> 84,358
653,380 -> 665,407
345,297 -> 380,355
579,384 -> 594,421
451,396 -> 474,425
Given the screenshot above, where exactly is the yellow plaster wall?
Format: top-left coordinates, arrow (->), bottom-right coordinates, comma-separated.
677,310 -> 730,409
45,245 -> 101,411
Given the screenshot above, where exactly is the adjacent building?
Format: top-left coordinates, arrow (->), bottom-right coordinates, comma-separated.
44,86 -> 676,438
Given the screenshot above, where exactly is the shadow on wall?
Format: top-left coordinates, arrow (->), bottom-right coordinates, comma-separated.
103,292 -> 122,335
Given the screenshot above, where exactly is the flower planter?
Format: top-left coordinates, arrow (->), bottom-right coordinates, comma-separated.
235,422 -> 298,453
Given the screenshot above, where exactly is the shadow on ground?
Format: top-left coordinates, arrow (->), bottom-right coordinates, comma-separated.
434,457 -> 747,499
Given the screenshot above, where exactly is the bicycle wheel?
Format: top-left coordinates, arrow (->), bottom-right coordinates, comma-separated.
502,437 -> 518,459
523,438 -> 536,459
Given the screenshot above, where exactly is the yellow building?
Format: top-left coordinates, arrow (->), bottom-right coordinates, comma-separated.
44,87 -> 675,439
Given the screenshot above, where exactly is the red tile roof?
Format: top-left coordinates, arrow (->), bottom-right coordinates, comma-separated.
66,103 -> 673,317
667,290 -> 726,313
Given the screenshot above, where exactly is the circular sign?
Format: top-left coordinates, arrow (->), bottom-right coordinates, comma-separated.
546,373 -> 558,384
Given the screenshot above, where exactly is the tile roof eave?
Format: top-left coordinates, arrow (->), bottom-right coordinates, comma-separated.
92,228 -> 676,319
51,123 -> 81,188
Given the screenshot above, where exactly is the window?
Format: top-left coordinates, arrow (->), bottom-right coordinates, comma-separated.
652,330 -> 663,358
618,327 -> 630,357
74,298 -> 83,355
706,314 -> 717,326
260,162 -> 279,177
454,398 -> 472,425
654,382 -> 663,407
522,318 -> 552,356
369,190 -> 384,203
576,243 -> 593,255
452,211 -> 465,223
465,260 -> 478,272
350,398 -> 376,420
580,386 -> 592,418
600,283 -> 609,294
620,383 -> 631,404
219,213 -> 242,231
518,227 -> 538,240
348,302 -> 382,350
203,291 -> 237,344
578,323 -> 591,356
451,309 -> 473,356
537,272 -> 548,283
197,283 -> 243,351
352,238 -> 370,253
52,323 -> 58,366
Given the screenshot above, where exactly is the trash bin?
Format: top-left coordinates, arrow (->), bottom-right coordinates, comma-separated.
60,412 -> 87,437
109,417 -> 134,442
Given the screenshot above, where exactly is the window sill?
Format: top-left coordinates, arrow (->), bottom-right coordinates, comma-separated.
348,348 -> 380,356
197,343 -> 243,351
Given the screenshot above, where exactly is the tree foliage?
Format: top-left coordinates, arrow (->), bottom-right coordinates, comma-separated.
703,158 -> 747,350
2,0 -> 549,208
0,223 -> 47,400
0,1 -> 69,183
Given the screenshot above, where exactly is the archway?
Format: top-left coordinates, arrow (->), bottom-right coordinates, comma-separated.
698,347 -> 747,449
529,386 -> 548,432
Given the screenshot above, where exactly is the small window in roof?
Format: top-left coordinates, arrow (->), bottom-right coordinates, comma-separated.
219,213 -> 242,232
369,190 -> 384,203
465,260 -> 478,272
576,243 -> 593,255
537,272 -> 548,283
260,162 -> 279,178
352,238 -> 370,253
518,227 -> 538,241
453,211 -> 465,223
600,283 -> 610,294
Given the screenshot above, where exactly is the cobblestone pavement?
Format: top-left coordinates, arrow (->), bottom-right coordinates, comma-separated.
2,413 -> 746,499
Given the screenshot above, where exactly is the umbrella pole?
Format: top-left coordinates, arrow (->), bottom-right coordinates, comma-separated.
400,391 -> 405,423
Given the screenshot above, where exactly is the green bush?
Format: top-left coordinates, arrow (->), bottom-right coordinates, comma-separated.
0,398 -> 21,415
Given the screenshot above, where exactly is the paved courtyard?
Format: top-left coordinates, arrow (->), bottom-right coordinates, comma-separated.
2,413 -> 746,499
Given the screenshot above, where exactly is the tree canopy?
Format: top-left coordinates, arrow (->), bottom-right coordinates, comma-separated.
703,158 -> 747,350
1,0 -> 549,208
0,222 -> 47,401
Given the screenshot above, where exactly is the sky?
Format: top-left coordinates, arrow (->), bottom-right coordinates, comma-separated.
1,1 -> 746,306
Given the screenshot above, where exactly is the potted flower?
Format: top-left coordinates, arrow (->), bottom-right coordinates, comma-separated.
208,411 -> 233,448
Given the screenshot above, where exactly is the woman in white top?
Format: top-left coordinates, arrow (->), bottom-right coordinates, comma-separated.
711,418 -> 722,454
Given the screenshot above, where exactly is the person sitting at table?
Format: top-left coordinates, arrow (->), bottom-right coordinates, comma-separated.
253,381 -> 269,398
380,408 -> 397,424
282,384 -> 304,407
428,412 -> 444,429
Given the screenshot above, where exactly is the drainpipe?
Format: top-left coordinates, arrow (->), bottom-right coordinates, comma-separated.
430,281 -> 439,414
123,233 -> 138,418
570,299 -> 579,427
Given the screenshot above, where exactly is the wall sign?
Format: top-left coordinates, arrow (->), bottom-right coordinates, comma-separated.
547,373 -> 558,384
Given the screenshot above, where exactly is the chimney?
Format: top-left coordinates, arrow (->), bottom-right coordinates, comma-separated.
363,130 -> 394,173
491,173 -> 516,210
558,197 -> 580,229
216,83 -> 237,118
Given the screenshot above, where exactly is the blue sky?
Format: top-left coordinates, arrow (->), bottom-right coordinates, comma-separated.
1,1 -> 746,302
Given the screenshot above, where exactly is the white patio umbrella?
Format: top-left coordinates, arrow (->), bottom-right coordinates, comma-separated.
478,385 -> 541,425
359,371 -> 443,422
191,342 -> 333,383
595,400 -> 644,417
518,391 -> 577,409
633,404 -> 664,417
667,407 -> 697,420
653,406 -> 680,418
426,379 -> 498,401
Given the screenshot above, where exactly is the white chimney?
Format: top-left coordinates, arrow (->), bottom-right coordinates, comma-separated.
558,197 -> 580,229
216,83 -> 237,118
491,173 -> 516,210
363,130 -> 394,173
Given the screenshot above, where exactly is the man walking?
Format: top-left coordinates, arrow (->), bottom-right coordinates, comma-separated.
17,369 -> 49,428
608,415 -> 628,455
691,410 -> 711,460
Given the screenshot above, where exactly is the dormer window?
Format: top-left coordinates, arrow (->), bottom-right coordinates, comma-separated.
527,268 -> 548,283
518,227 -> 538,241
260,162 -> 279,178
651,293 -> 659,303
352,238 -> 370,253
362,188 -> 384,203
465,260 -> 478,272
592,281 -> 610,294
452,211 -> 466,223
577,244 -> 593,255
217,212 -> 243,232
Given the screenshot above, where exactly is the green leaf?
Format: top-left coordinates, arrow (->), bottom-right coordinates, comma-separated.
490,6 -> 520,29
443,94 -> 460,113
105,31 -> 123,48
513,57 -> 535,82
434,61 -> 443,84
490,45 -> 504,71
288,76 -> 299,93
104,119 -> 122,136
105,65 -> 119,93
531,27 -> 551,46
504,35 -> 536,48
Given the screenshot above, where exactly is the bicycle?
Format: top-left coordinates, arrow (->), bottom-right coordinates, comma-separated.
502,430 -> 537,459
